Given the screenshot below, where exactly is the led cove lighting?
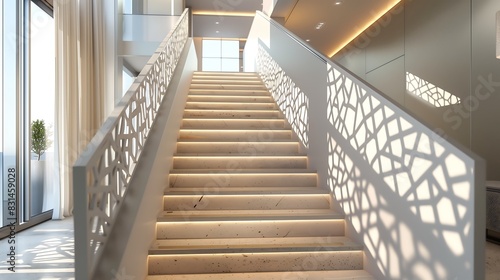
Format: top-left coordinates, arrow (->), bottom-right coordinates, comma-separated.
328,0 -> 401,56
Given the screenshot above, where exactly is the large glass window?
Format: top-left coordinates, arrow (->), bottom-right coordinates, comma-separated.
1,0 -> 55,237
29,1 -> 55,218
202,39 -> 240,72
1,0 -> 20,230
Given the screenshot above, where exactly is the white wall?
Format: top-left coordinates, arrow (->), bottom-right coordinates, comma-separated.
333,0 -> 500,180
471,0 -> 500,180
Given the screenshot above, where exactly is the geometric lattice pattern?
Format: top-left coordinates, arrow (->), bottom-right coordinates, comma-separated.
406,72 -> 460,107
256,45 -> 309,148
326,64 -> 475,279
73,10 -> 189,276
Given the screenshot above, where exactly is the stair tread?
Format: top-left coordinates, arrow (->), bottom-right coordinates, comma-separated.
176,139 -> 299,143
186,101 -> 274,105
173,154 -> 307,157
146,270 -> 374,280
149,237 -> 362,254
179,128 -> 290,131
182,118 -> 284,121
165,186 -> 329,194
184,109 -> 280,112
169,168 -> 316,174
188,92 -> 269,95
187,94 -> 271,98
158,209 -> 344,221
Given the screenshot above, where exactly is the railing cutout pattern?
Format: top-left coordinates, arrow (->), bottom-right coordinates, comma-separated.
73,9 -> 189,278
257,45 -> 310,148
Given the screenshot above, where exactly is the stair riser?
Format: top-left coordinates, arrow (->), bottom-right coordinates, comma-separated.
191,80 -> 263,85
189,90 -> 269,96
185,102 -> 276,110
163,194 -> 331,211
191,84 -> 266,91
176,142 -> 299,155
179,130 -> 291,141
181,119 -> 285,129
183,110 -> 280,119
187,95 -> 273,103
173,157 -> 307,169
148,251 -> 362,274
168,174 -> 317,188
146,271 -> 375,280
156,220 -> 344,239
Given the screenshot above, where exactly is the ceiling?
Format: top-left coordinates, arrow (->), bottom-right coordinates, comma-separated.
187,0 -> 402,57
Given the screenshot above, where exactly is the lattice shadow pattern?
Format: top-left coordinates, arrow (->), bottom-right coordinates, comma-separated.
326,64 -> 474,279
406,72 -> 461,107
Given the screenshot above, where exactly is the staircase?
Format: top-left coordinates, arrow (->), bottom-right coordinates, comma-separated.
146,72 -> 374,279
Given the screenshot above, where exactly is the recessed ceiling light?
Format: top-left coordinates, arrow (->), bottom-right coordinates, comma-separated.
315,22 -> 325,30
334,1 -> 343,5
306,39 -> 311,42
215,21 -> 219,24
216,31 -> 219,33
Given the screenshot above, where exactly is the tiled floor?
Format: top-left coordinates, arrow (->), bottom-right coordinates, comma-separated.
1,218 -> 500,279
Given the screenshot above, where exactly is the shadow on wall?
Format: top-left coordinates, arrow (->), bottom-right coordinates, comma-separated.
325,64 -> 477,279
257,44 -> 481,279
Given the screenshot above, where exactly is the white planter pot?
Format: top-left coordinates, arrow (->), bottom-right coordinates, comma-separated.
31,160 -> 45,216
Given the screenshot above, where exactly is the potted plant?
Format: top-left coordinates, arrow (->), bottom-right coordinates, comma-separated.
31,119 -> 51,216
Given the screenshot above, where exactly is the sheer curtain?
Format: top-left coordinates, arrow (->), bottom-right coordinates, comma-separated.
53,0 -> 109,219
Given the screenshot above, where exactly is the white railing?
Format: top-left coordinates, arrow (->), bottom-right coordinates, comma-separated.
246,11 -> 485,280
72,9 -> 189,279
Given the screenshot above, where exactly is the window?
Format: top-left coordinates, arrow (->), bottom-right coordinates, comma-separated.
202,39 -> 240,72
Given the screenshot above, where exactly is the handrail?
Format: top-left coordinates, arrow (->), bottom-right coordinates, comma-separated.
248,11 -> 485,279
72,8 -> 189,279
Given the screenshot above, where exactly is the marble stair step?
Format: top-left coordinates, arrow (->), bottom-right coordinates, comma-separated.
172,155 -> 307,169
190,84 -> 266,90
165,186 -> 328,194
160,208 -> 342,218
176,141 -> 300,154
187,95 -> 273,103
183,109 -> 280,119
168,169 -> 317,188
178,129 -> 292,141
191,79 -> 264,86
181,119 -> 286,129
148,248 -> 362,275
163,189 -> 330,211
156,211 -> 345,239
150,236 -> 360,252
189,89 -> 269,96
146,270 -> 375,280
185,101 -> 276,110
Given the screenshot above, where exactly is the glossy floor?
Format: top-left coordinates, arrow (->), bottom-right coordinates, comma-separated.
0,218 -> 74,280
0,218 -> 499,279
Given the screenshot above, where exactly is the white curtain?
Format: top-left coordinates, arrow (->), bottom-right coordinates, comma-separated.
53,0 -> 109,219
